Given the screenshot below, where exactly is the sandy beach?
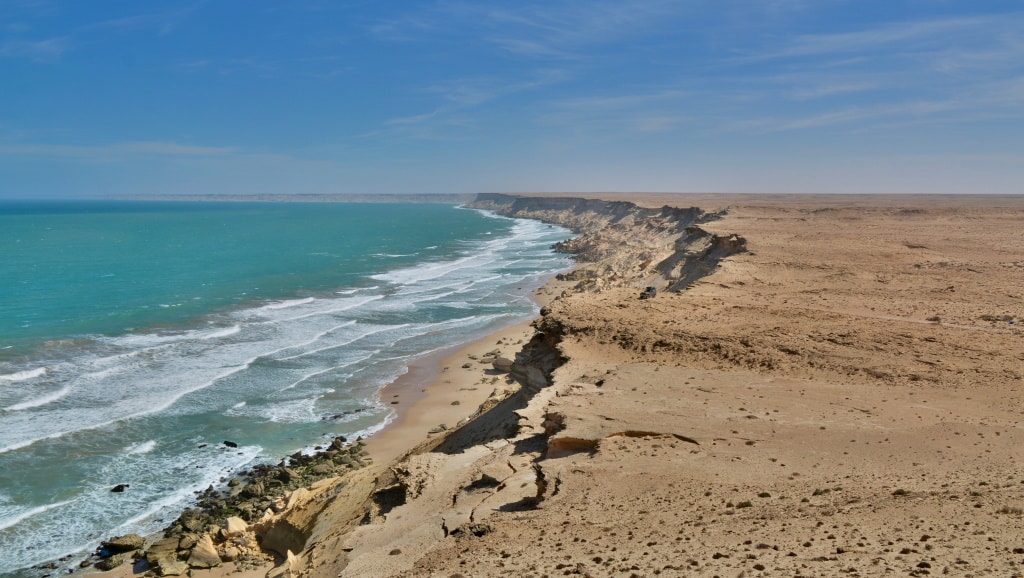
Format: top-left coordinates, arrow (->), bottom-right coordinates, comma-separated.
91,193 -> 1024,578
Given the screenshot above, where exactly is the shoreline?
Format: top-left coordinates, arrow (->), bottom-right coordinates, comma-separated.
366,278 -> 566,465
80,252 -> 571,578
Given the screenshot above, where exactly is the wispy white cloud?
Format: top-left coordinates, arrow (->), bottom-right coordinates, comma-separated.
788,81 -> 877,101
0,36 -> 69,61
725,99 -> 970,133
0,140 -> 235,160
748,16 -> 994,61
553,89 -> 688,111
427,70 -> 569,106
370,0 -> 684,60
172,55 -> 348,79
0,4 -> 197,62
2,21 -> 32,33
539,88 -> 692,134
384,110 -> 445,126
373,70 -> 569,138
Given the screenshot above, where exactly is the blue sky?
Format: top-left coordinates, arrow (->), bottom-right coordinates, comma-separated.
1,1 -> 1022,197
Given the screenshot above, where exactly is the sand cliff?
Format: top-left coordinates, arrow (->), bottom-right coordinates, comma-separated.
98,193 -> 1024,578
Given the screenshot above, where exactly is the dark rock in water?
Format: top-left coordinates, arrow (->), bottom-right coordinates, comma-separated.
103,533 -> 144,553
197,443 -> 207,449
110,484 -> 130,493
223,440 -> 238,448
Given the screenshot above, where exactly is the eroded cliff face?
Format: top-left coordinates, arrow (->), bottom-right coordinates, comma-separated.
468,193 -> 746,293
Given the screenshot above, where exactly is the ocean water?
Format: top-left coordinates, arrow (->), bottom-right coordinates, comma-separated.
0,200 -> 572,575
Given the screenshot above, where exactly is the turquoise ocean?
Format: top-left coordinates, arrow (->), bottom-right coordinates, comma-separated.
0,201 -> 571,575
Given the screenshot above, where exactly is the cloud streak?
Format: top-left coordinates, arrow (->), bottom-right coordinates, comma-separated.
0,4 -> 198,62
0,141 -> 235,161
0,36 -> 69,61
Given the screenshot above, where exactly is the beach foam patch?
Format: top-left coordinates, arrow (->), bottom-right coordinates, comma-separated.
0,367 -> 47,382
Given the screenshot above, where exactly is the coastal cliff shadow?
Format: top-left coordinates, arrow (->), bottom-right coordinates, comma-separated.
429,386 -> 534,455
425,330 -> 561,456
511,432 -> 547,455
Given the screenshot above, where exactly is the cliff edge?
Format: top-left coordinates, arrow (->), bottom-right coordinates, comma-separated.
468,193 -> 746,293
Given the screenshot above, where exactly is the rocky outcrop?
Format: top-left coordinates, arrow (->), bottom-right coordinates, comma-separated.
101,533 -> 144,553
185,534 -> 221,568
491,356 -> 513,372
75,437 -> 376,574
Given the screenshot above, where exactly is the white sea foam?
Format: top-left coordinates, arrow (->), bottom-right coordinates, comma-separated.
111,444 -> 262,532
0,367 -> 47,382
263,295 -> 384,323
276,324 -> 398,362
261,297 -> 315,310
230,397 -> 320,423
0,499 -> 73,532
4,384 -> 72,411
274,353 -> 376,392
201,325 -> 241,340
335,285 -> 379,295
125,440 -> 157,454
371,253 -> 485,285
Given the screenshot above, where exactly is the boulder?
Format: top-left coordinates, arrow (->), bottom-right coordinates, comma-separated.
491,357 -> 514,372
225,516 -> 248,536
187,534 -> 221,569
97,552 -> 133,571
223,440 -> 238,448
110,484 -> 130,493
156,556 -> 189,576
276,467 -> 297,484
145,537 -> 180,565
103,533 -> 144,553
177,533 -> 199,550
310,463 -> 334,476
